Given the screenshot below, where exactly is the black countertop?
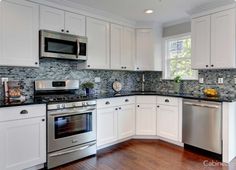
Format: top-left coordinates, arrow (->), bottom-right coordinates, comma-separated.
0,91 -> 235,108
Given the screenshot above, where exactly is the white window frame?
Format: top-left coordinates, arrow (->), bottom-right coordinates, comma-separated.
162,33 -> 198,80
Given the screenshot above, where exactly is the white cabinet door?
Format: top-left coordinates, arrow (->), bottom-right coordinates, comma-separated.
86,17 -> 110,69
136,104 -> 156,135
211,9 -> 236,69
65,12 -> 85,36
118,105 -> 135,139
110,24 -> 123,70
0,117 -> 46,170
157,105 -> 179,141
136,29 -> 154,71
123,27 -> 135,70
97,107 -> 117,147
40,5 -> 65,33
0,0 -> 39,67
191,15 -> 211,69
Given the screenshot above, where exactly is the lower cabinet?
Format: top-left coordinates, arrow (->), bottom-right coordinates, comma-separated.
136,103 -> 157,135
97,97 -> 135,147
156,105 -> 179,141
117,105 -> 135,139
0,104 -> 46,170
97,107 -> 118,147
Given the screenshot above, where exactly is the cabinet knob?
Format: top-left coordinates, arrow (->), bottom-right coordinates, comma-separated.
124,67 -> 127,69
87,65 -> 91,68
206,65 -> 209,68
105,101 -> 110,105
137,105 -> 140,107
121,67 -> 124,69
35,62 -> 38,65
61,29 -> 64,32
157,105 -> 160,108
115,108 -> 118,110
125,99 -> 129,102
42,119 -> 45,122
119,107 -> 121,110
66,30 -> 69,33
137,67 -> 139,70
165,99 -> 169,103
20,110 -> 28,115
211,64 -> 214,67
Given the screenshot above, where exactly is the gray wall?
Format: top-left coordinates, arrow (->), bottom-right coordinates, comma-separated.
163,22 -> 191,37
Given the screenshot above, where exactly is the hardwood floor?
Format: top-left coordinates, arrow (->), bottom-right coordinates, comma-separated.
54,139 -> 236,170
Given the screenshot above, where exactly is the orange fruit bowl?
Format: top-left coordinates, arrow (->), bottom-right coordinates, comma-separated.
203,88 -> 218,97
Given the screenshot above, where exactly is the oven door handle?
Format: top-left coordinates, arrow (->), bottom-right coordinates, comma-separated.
49,142 -> 96,157
49,108 -> 96,117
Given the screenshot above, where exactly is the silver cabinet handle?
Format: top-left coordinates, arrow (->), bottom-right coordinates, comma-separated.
49,142 -> 96,157
165,99 -> 169,103
184,102 -> 220,109
125,99 -> 129,102
105,101 -> 110,105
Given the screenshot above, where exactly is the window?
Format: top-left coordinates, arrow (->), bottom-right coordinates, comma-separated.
163,34 -> 198,80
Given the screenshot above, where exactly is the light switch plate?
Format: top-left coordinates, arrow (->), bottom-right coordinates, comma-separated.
218,78 -> 224,84
95,77 -> 101,83
199,78 -> 204,84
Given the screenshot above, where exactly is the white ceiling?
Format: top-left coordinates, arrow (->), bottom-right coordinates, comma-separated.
55,0 -> 235,24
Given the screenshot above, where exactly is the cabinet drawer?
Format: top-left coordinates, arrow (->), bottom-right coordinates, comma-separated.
157,96 -> 179,106
97,96 -> 135,109
0,104 -> 46,122
136,96 -> 156,104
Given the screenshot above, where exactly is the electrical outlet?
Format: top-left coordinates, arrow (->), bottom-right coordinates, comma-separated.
234,78 -> 236,84
95,77 -> 101,83
218,78 -> 224,84
199,78 -> 204,84
1,78 -> 8,85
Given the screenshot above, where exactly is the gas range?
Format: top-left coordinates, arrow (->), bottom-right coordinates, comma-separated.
34,80 -> 97,169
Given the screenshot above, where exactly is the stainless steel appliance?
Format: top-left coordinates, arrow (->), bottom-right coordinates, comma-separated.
34,80 -> 97,169
40,30 -> 87,61
183,99 -> 222,154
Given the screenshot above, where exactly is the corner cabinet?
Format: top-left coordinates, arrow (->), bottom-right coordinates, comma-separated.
0,104 -> 46,170
40,5 -> 86,36
0,0 -> 39,67
86,17 -> 110,69
135,29 -> 155,71
191,8 -> 236,69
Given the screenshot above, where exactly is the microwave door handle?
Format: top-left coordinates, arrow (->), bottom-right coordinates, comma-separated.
77,38 -> 80,56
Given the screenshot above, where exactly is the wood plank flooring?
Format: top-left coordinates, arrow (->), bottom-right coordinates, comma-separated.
54,139 -> 236,170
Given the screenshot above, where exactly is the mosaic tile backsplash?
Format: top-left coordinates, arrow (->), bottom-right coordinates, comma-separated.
1,58 -> 236,100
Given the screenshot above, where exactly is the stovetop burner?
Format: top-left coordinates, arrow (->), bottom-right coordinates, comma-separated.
34,94 -> 92,103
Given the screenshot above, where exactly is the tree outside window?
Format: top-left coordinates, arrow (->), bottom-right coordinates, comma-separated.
164,35 -> 198,80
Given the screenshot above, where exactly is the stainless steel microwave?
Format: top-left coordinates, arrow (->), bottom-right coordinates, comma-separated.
40,30 -> 87,61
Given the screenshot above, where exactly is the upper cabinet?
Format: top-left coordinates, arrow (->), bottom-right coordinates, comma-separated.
191,8 -> 236,69
86,17 -> 110,69
40,6 -> 85,36
110,24 -> 135,70
136,29 -> 155,71
0,0 -> 39,67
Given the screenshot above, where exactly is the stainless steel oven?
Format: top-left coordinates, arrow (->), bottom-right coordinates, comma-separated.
47,101 -> 97,169
40,30 -> 87,61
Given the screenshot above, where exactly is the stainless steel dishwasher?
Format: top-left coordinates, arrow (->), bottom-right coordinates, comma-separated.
182,99 -> 222,154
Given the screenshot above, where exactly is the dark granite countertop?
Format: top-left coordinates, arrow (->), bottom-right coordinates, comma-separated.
0,91 -> 235,108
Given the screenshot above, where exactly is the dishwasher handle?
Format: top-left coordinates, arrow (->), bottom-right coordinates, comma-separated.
183,102 -> 220,109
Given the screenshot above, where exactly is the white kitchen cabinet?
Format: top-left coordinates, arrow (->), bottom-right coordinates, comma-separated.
111,24 -> 123,70
86,17 -> 110,69
156,105 -> 179,141
0,105 -> 46,170
65,12 -> 86,36
136,29 -> 155,71
191,15 -> 211,69
97,107 -> 118,147
136,104 -> 157,135
0,0 -> 39,67
123,27 -> 135,70
110,24 -> 135,70
211,9 -> 235,68
40,6 -> 64,33
118,105 -> 135,139
191,8 -> 236,69
40,6 -> 85,35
